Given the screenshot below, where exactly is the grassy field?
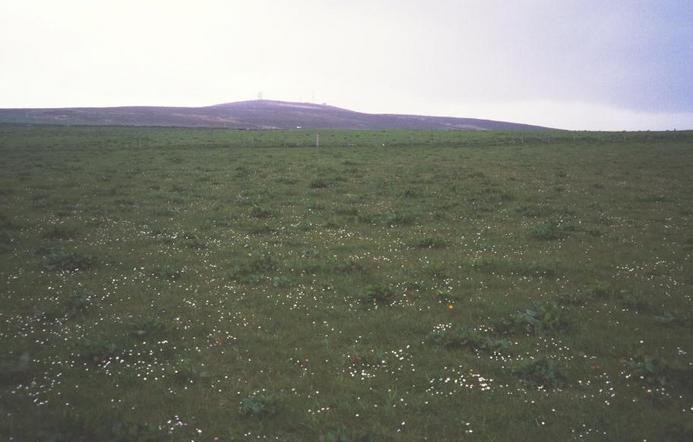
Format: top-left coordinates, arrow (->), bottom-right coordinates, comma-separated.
1,125 -> 692,441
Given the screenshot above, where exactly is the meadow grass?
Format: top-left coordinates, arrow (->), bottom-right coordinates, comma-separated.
1,125 -> 692,440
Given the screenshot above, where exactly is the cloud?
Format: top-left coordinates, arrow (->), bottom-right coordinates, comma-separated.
1,0 -> 692,130
443,100 -> 693,131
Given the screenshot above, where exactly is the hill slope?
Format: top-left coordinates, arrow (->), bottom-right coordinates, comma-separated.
0,100 -> 551,130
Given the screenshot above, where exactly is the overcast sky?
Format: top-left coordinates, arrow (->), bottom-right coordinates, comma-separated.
1,0 -> 692,130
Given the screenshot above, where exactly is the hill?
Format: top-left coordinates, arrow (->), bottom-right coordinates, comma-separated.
0,100 -> 551,130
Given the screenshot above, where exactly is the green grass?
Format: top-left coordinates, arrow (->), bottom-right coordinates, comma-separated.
1,125 -> 692,440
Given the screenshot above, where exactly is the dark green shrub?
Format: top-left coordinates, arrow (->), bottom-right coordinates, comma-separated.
0,213 -> 19,230
0,229 -> 14,253
344,349 -> 385,371
332,258 -> 366,274
323,220 -> 341,229
248,224 -> 275,235
624,355 -> 669,387
203,215 -> 233,229
511,262 -> 557,278
620,296 -> 652,313
41,248 -> 95,272
247,255 -> 278,273
516,205 -> 552,218
275,176 -> 298,185
513,357 -> 566,388
250,206 -> 273,219
361,284 -> 396,306
0,352 -> 32,382
433,290 -> 456,305
684,237 -> 693,251
173,358 -> 209,382
660,424 -> 693,442
356,213 -> 376,224
382,211 -> 416,227
131,317 -> 167,338
320,427 -> 375,442
181,232 -> 206,250
270,276 -> 294,288
230,255 -> 278,284
466,256 -> 505,274
155,264 -> 184,280
422,262 -> 449,279
402,187 -> 423,198
557,283 -> 610,306
556,292 -> 590,307
530,221 -> 563,240
40,290 -> 92,322
78,337 -> 123,365
239,393 -> 278,418
66,290 -> 91,315
108,421 -> 165,442
43,224 -> 78,240
413,236 -> 448,249
309,178 -> 329,189
495,301 -> 568,335
654,312 -> 690,327
428,327 -> 511,353
589,283 -> 613,299
334,206 -> 359,216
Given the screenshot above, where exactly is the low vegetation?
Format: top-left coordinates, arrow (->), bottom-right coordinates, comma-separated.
0,126 -> 692,440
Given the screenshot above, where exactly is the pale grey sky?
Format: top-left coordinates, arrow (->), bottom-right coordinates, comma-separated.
1,0 -> 692,130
